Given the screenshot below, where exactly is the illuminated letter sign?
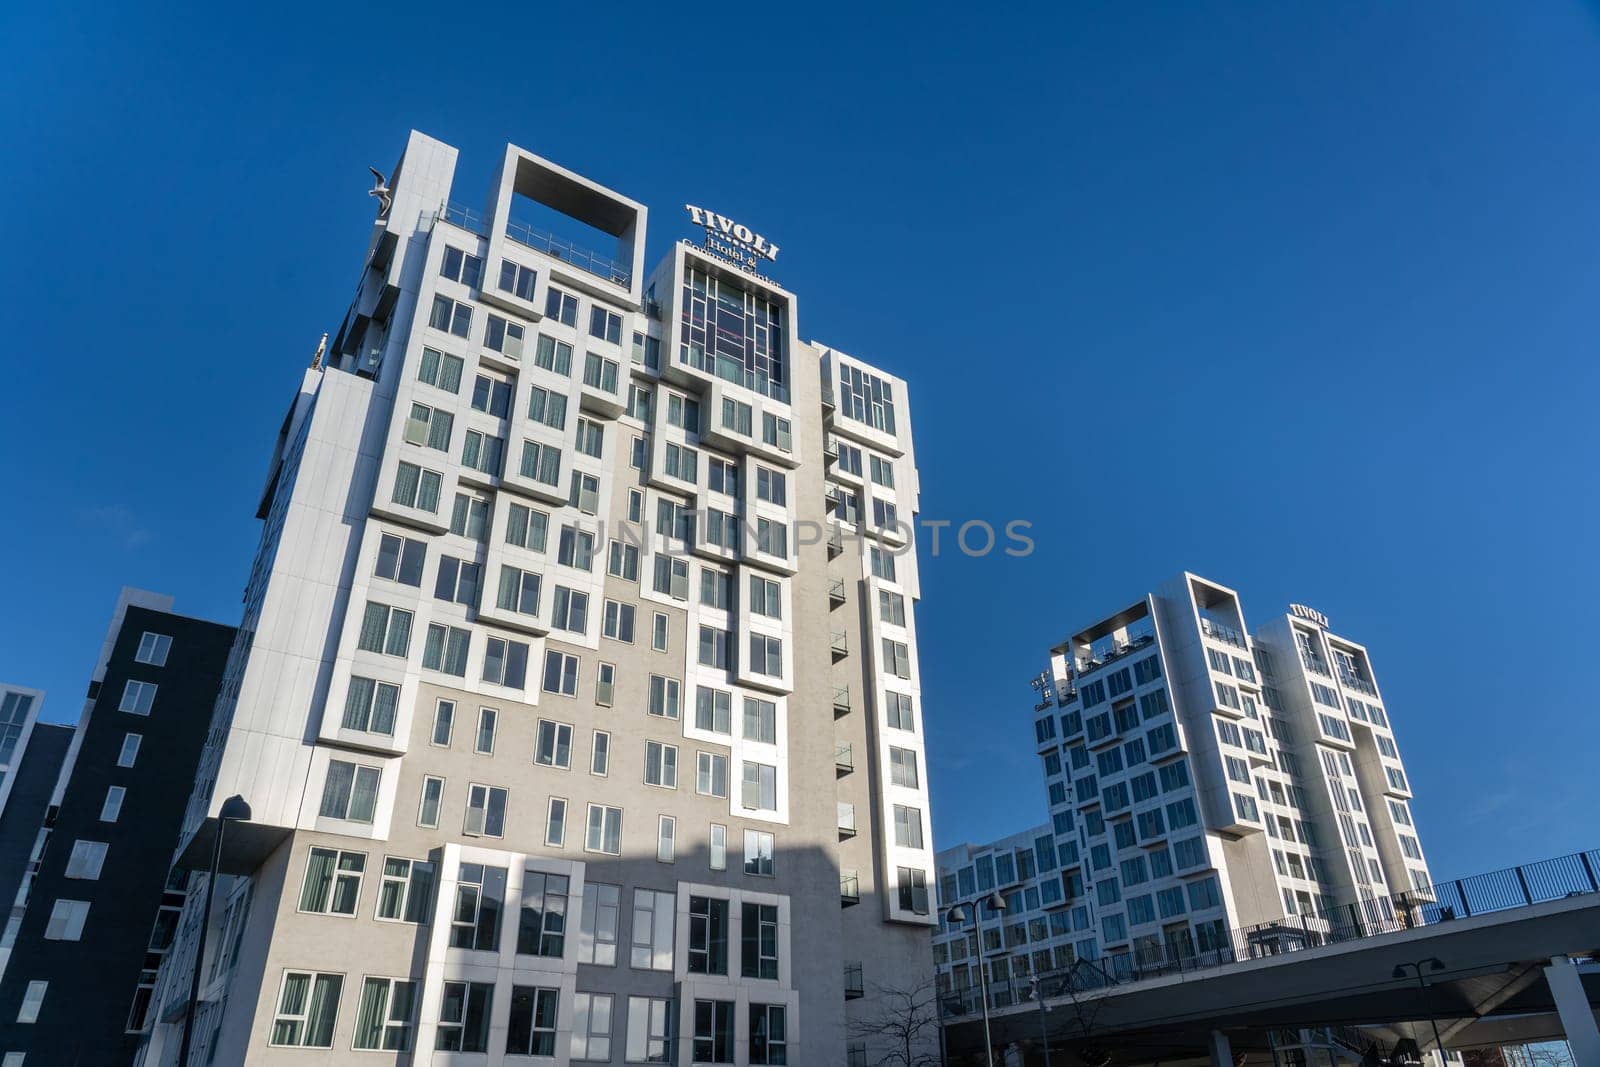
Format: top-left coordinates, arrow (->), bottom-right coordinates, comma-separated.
1289,604 -> 1329,628
684,205 -> 780,264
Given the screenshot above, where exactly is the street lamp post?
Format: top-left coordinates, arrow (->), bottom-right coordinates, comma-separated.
948,893 -> 1008,1067
1393,957 -> 1447,1063
1028,975 -> 1054,1067
178,794 -> 252,1067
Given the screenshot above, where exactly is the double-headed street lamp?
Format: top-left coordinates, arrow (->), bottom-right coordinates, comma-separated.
178,794 -> 252,1067
1393,957 -> 1447,1062
947,893 -> 1008,1067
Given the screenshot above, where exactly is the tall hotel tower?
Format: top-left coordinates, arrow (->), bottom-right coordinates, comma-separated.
1029,573 -> 1431,979
137,132 -> 935,1065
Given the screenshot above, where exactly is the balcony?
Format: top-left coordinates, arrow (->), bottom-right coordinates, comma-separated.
835,742 -> 854,776
828,577 -> 846,606
844,962 -> 864,999
823,433 -> 839,458
841,872 -> 861,906
830,630 -> 849,660
504,217 -> 632,288
827,527 -> 843,558
1301,650 -> 1332,678
1200,616 -> 1247,649
833,685 -> 851,718
1073,631 -> 1157,676
837,802 -> 857,839
1339,671 -> 1377,697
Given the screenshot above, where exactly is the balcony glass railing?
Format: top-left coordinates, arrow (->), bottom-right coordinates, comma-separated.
1200,617 -> 1247,649
505,218 -> 632,288
1338,670 -> 1376,696
1300,650 -> 1332,677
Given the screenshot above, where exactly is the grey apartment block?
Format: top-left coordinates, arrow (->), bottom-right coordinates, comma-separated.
135,131 -> 936,1066
998,572 -> 1434,991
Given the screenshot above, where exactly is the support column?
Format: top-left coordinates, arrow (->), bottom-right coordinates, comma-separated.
1210,1030 -> 1234,1067
1545,955 -> 1600,1067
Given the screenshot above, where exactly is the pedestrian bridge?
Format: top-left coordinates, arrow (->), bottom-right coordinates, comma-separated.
943,848 -> 1600,1065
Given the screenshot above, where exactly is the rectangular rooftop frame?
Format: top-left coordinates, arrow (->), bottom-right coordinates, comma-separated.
483,143 -> 649,304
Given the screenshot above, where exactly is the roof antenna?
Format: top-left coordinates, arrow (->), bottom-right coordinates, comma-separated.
310,332 -> 327,370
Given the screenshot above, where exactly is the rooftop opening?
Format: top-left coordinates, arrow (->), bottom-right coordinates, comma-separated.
503,154 -> 639,289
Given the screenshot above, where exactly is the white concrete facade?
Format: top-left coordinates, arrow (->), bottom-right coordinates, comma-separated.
136,131 -> 935,1067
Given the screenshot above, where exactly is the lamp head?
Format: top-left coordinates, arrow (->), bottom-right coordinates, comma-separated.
985,892 -> 1008,913
1391,965 -> 1408,980
219,794 -> 252,822
1427,957 -> 1445,973
947,905 -> 971,925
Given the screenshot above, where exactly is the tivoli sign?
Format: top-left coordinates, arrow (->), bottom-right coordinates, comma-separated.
684,205 -> 780,274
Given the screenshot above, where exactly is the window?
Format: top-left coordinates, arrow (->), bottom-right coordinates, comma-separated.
648,675 -> 682,719
418,347 -> 464,392
761,412 -> 792,451
535,720 -> 574,769
626,996 -> 672,1063
451,495 -> 486,543
696,687 -> 733,734
652,612 -> 669,651
586,305 -> 623,344
320,761 -> 379,823
417,776 -> 444,828
545,797 -> 568,847
644,741 -> 678,788
464,784 -> 508,838
402,401 -> 454,451
356,602 -> 413,658
134,631 -> 172,667
709,824 -> 728,871
376,857 -> 435,923
17,980 -> 46,1024
755,518 -> 787,559
666,391 -> 701,431
299,847 -> 366,915
519,440 -> 562,486
750,1004 -> 787,1065
656,815 -> 676,862
686,896 -> 732,977
741,902 -> 779,979
341,676 -> 399,735
756,466 -> 787,505
440,245 -> 483,287
526,382 -> 570,431
495,565 -> 542,617
571,992 -> 613,1061
897,867 -> 930,914
893,804 -> 924,849
699,626 -> 732,669
422,623 -> 470,676
696,751 -> 729,797
546,286 -> 578,325
542,650 -> 579,695
391,461 -> 443,513
575,416 -> 605,458
664,442 -> 698,483
630,889 -> 675,970
749,633 -> 783,677
608,540 -> 640,580
436,981 -> 493,1052
44,899 -> 89,941
579,883 -> 620,965
375,535 -> 426,588
878,589 -> 907,626
586,804 -> 622,855
119,680 -> 157,716
889,746 -> 920,788
507,986 -> 561,1056
482,636 -> 530,688
886,691 -> 915,731
353,976 -> 417,1051
839,363 -> 896,432
499,259 -> 536,301
467,706 -> 497,755
742,761 -> 777,811
694,999 -> 735,1063
744,829 -> 774,876
653,555 -> 689,600
836,487 -> 861,524
270,971 -> 342,1047
429,295 -> 472,338
551,587 -> 589,633
882,639 -> 911,678
534,333 -> 574,376
517,871 -> 570,958
749,575 -> 782,618
583,352 -> 620,395
450,863 -> 507,951
596,662 -> 616,707
99,785 -> 125,823
117,732 -> 141,767
504,502 -> 549,551
708,455 -> 739,495
485,314 -> 526,359
591,731 -> 611,776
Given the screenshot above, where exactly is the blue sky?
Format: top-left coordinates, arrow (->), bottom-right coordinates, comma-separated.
2,2 -> 1597,879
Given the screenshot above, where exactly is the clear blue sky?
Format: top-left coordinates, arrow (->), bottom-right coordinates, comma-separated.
2,3 -> 1597,879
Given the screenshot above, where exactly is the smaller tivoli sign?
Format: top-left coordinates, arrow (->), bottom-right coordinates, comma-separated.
1290,603 -> 1329,628
684,205 -> 780,276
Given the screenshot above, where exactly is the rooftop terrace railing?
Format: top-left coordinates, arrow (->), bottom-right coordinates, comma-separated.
505,217 -> 632,288
943,847 -> 1600,1012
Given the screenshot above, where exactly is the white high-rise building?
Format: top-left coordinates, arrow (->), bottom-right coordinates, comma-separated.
137,131 -> 936,1066
1024,572 -> 1432,981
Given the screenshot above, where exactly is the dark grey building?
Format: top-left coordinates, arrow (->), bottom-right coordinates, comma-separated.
0,681 -> 71,983
0,590 -> 234,1065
